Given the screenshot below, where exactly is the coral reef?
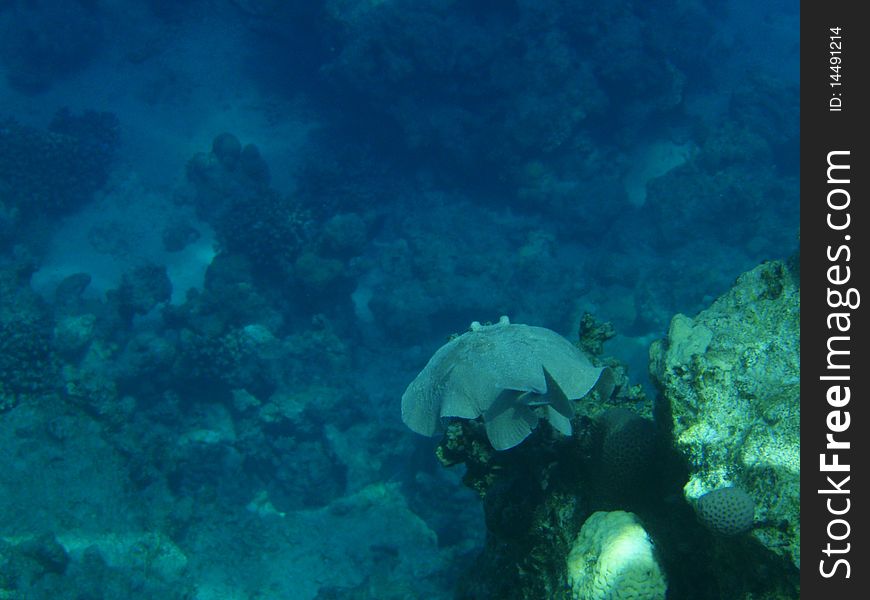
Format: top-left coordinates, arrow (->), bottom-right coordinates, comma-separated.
641,77 -> 798,258
650,259 -> 800,568
0,1 -> 799,597
161,221 -> 201,252
0,530 -> 194,598
425,260 -> 800,599
590,408 -> 658,504
0,111 -> 119,224
0,264 -> 58,411
184,133 -> 364,305
425,326 -> 667,599
566,511 -> 666,600
185,134 -> 272,222
318,0 -> 691,186
109,263 -> 172,324
0,2 -> 104,93
695,487 -> 756,536
319,212 -> 368,258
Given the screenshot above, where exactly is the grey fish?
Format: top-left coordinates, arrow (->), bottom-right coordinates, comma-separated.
401,316 -> 606,450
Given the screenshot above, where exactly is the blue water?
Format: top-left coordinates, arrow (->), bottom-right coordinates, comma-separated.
0,1 -> 798,598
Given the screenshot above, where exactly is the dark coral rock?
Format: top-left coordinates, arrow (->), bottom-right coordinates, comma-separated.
111,264 -> 172,323
643,156 -> 794,252
117,332 -> 178,386
163,252 -> 283,338
162,221 -> 201,252
1,2 -> 104,93
212,132 -> 242,168
433,418 -> 589,599
319,212 -> 368,258
435,421 -> 498,497
269,438 -> 348,509
185,136 -> 294,279
53,313 -> 97,360
19,533 -> 69,575
590,408 -> 658,505
171,327 -> 276,399
216,189 -> 311,278
54,272 -> 92,308
729,75 -> 799,175
317,0 -> 700,194
293,134 -> 402,219
48,108 -> 120,163
293,251 -> 347,293
640,81 -> 798,257
185,135 -> 271,223
577,312 -> 616,357
0,318 -> 58,409
239,143 -> 270,184
0,110 -> 119,217
0,266 -> 58,410
185,151 -> 222,195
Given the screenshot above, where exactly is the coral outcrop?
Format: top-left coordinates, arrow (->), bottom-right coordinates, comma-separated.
650,259 -> 800,568
425,323 -> 658,599
0,110 -> 119,223
566,511 -> 666,600
695,487 -> 756,536
185,133 -> 364,306
424,260 -> 800,599
0,3 -> 104,92
0,264 -> 58,411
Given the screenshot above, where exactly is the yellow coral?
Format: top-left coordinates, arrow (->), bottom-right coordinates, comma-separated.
566,511 -> 666,600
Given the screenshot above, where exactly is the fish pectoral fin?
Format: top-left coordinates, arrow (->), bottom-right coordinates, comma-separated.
484,402 -> 539,451
541,366 -> 574,419
484,388 -> 526,421
545,405 -> 573,436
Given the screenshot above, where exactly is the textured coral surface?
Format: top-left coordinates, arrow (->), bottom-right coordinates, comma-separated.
651,259 -> 800,568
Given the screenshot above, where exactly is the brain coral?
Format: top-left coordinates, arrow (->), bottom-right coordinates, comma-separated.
566,511 -> 666,600
695,487 -> 755,536
595,408 -> 656,499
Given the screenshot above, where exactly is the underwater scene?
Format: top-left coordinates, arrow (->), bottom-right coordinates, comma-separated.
0,1 -> 799,598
